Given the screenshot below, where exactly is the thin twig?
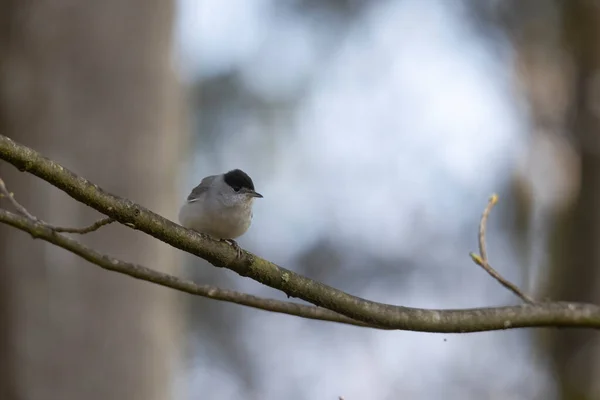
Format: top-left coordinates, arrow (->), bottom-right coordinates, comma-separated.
50,217 -> 114,233
478,193 -> 497,261
0,177 -> 113,234
0,177 -> 38,220
470,194 -> 535,304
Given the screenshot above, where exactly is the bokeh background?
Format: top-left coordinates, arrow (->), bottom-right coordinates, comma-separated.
1,0 -> 599,399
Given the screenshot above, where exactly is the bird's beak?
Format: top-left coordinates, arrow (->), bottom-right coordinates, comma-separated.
247,190 -> 263,198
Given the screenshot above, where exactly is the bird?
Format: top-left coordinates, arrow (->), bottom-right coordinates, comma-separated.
178,169 -> 263,257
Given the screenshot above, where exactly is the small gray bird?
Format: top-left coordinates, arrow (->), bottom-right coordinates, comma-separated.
179,169 -> 263,255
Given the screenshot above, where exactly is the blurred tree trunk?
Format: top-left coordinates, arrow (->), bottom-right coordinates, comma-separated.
496,0 -> 600,397
0,1 -> 185,399
545,1 -> 600,398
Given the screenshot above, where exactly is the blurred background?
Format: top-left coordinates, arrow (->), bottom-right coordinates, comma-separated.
1,0 -> 599,399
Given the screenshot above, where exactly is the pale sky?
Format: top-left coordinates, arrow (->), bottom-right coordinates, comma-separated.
174,1 -> 549,399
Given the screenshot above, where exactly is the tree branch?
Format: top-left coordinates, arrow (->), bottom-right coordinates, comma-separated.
0,208 -> 374,328
1,134 -> 599,333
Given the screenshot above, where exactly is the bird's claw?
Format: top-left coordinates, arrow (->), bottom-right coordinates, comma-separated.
222,239 -> 243,258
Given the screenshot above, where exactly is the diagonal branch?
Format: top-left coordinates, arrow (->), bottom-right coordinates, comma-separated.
1,134 -> 600,333
0,208 -> 375,328
470,194 -> 535,303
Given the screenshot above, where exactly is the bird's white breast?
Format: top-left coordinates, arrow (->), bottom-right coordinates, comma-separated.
178,199 -> 253,239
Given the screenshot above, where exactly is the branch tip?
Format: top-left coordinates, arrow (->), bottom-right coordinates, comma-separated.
489,193 -> 498,205
469,252 -> 483,265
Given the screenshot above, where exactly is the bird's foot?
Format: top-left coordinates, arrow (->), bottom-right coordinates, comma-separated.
222,238 -> 243,258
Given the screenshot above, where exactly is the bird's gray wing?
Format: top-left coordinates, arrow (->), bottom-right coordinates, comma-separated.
186,175 -> 216,202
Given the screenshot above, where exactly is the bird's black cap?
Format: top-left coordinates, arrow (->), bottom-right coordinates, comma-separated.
224,169 -> 255,192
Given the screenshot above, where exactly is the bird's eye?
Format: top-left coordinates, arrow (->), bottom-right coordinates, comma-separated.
233,186 -> 241,192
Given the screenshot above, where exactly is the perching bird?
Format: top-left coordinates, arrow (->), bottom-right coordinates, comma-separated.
178,169 -> 263,256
